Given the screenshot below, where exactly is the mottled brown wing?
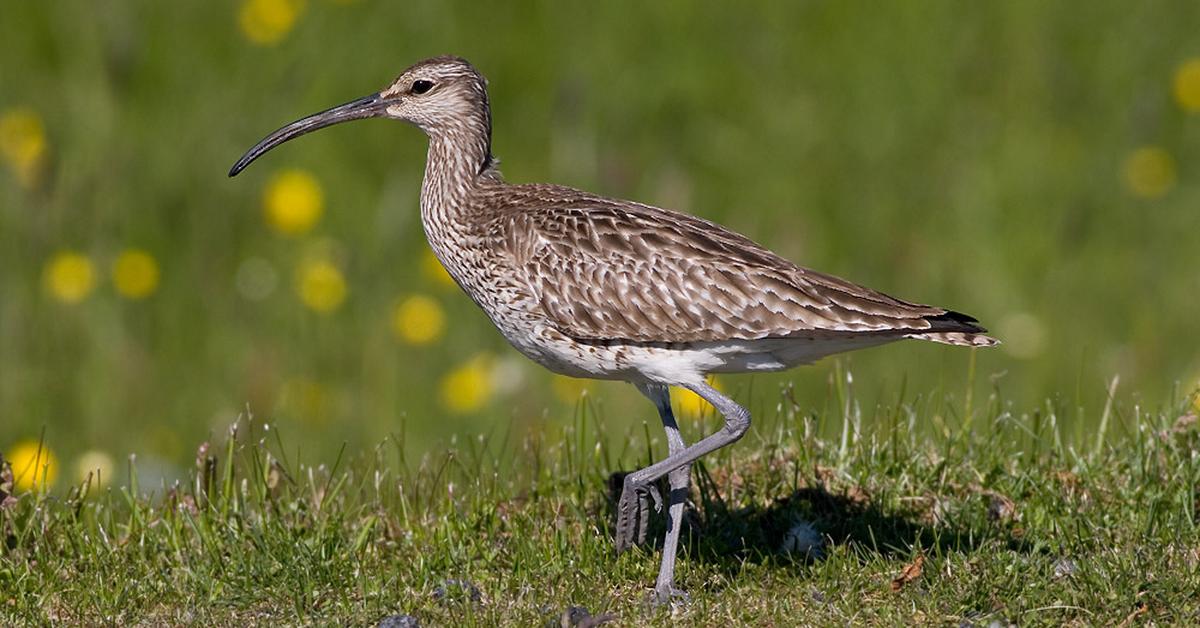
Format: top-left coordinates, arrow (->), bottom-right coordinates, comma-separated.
506,191 -> 967,344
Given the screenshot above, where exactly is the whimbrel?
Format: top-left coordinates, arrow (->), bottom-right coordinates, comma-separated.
230,56 -> 997,603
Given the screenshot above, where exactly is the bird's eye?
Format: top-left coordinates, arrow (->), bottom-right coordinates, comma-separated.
411,80 -> 434,95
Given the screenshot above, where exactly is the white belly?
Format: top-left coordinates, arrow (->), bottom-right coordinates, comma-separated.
510,324 -> 898,388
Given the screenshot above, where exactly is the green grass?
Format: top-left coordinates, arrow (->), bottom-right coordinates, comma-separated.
3,383 -> 1198,625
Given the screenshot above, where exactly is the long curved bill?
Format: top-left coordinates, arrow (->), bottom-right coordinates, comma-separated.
229,93 -> 389,177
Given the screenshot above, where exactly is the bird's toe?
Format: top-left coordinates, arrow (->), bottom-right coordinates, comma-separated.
614,483 -> 652,552
651,585 -> 690,609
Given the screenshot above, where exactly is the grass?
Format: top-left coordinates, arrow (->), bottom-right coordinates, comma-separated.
3,381 -> 1198,626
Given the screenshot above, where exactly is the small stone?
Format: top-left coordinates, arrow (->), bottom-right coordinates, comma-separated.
377,614 -> 420,628
566,606 -> 591,622
1052,557 -> 1078,579
432,578 -> 481,605
987,493 -> 1017,524
779,519 -> 825,560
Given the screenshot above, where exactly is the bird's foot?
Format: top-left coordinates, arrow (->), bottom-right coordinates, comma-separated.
651,585 -> 690,609
614,482 -> 661,553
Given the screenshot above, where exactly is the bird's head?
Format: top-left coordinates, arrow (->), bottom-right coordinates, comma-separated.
230,55 -> 491,177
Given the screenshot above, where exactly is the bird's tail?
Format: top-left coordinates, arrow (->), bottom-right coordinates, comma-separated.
906,309 -> 1000,347
906,331 -> 999,347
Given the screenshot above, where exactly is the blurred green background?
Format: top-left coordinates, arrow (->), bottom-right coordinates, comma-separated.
3,1 -> 1199,490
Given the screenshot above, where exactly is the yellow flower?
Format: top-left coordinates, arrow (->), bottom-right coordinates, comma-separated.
392,294 -> 445,345
0,107 -> 47,187
112,249 -> 160,299
43,251 -> 96,304
75,450 -> 115,487
552,375 -> 591,405
421,249 -> 456,288
1173,58 -> 1200,113
238,0 -> 305,46
263,169 -> 323,235
1122,146 -> 1175,199
675,377 -> 722,418
439,354 -> 495,414
7,440 -> 58,491
295,258 -> 347,313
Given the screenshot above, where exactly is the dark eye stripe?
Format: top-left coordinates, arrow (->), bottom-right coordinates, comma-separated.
412,80 -> 434,94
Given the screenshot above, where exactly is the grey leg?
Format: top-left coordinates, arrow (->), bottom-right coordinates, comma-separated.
647,384 -> 691,603
615,383 -> 668,554
616,381 -> 751,603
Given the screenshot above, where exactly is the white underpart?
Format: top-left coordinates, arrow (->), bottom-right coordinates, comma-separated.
518,324 -> 899,388
627,336 -> 899,385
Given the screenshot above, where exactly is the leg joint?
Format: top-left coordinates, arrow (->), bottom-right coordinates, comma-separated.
722,406 -> 751,441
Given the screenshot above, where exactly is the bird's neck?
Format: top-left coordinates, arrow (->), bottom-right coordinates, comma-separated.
419,126 -> 500,277
420,125 -> 495,222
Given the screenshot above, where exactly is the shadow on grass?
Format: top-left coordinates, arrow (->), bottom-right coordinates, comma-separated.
605,465 -> 1033,578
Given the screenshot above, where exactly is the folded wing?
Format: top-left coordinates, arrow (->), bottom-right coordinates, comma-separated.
498,188 -> 988,345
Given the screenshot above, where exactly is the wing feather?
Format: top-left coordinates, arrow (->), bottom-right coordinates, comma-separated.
494,186 -> 983,344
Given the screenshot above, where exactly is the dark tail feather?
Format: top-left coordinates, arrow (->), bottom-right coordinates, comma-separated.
908,310 -> 1000,347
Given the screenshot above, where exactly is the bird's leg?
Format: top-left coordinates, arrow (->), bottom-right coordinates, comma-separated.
618,381 -> 750,602
615,384 -> 669,553
645,384 -> 691,604
621,380 -> 749,496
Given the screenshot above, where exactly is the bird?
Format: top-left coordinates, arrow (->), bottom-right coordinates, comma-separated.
229,55 -> 997,604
